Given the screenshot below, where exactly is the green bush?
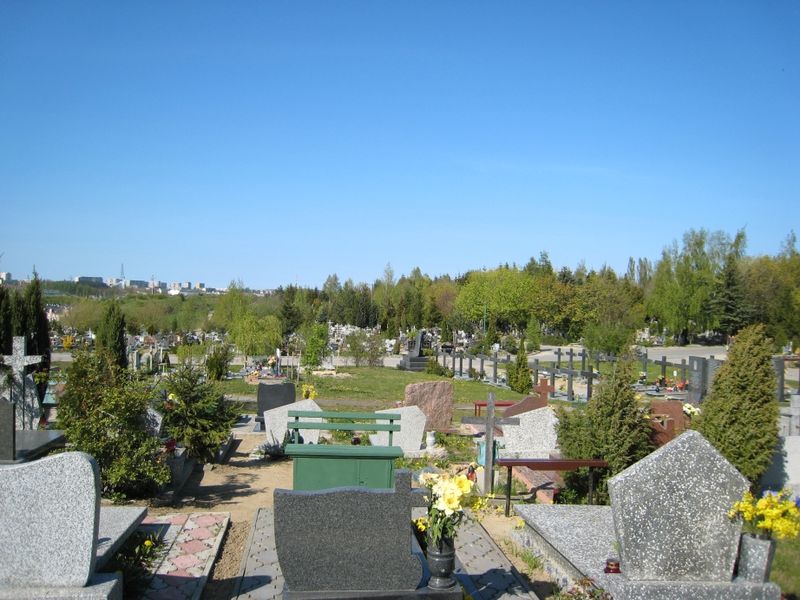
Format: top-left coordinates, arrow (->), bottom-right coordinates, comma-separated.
694,324 -> 779,485
159,364 -> 240,463
425,357 -> 452,378
556,357 -> 654,503
57,352 -> 170,500
206,343 -> 233,381
505,336 -> 532,394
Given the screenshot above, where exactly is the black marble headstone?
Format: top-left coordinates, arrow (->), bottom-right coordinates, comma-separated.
0,397 -> 15,462
256,381 -> 296,416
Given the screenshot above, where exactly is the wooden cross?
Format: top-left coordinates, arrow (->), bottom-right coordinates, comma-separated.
554,347 -> 563,369
1,337 -> 44,431
462,392 -> 519,494
653,355 -> 671,380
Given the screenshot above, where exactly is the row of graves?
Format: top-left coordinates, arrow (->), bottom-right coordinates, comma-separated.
0,336 -> 236,599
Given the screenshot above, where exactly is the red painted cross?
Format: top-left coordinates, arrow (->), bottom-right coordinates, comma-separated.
534,377 -> 555,398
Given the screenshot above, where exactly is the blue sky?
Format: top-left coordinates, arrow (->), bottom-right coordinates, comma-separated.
1,1 -> 797,289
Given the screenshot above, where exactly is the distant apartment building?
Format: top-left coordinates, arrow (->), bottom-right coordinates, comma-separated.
0,272 -> 10,284
194,282 -> 205,290
74,276 -> 104,285
128,279 -> 148,289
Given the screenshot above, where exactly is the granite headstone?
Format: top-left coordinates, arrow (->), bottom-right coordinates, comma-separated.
403,381 -> 453,431
498,406 -> 559,459
274,469 -> 425,594
607,430 -> 749,581
263,398 -> 322,446
144,407 -> 164,438
0,452 -> 100,587
256,381 -> 296,416
368,405 -> 426,456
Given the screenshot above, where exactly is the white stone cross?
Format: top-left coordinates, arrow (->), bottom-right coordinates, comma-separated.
1,337 -> 44,430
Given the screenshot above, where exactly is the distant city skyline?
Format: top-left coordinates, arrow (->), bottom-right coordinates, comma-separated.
2,2 -> 797,290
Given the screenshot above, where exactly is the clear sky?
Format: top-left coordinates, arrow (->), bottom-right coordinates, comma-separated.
1,1 -> 798,289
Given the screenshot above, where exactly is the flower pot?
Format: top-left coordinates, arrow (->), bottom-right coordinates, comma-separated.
426,533 -> 456,589
737,533 -> 776,583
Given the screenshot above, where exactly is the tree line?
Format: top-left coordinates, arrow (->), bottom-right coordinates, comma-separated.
28,227 -> 800,356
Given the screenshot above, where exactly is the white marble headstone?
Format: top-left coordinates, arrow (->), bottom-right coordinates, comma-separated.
498,406 -> 559,459
368,406 -> 426,456
264,399 -> 322,446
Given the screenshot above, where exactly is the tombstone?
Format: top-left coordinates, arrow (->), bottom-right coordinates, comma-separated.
608,430 -> 748,581
256,381 -> 296,417
0,337 -> 44,431
653,355 -> 670,380
492,351 -> 498,383
264,399 -> 322,446
0,451 -> 122,597
502,394 -> 548,419
0,397 -> 14,462
403,381 -> 453,431
649,400 -> 690,446
144,407 -> 164,438
368,406 -> 427,456
514,430 -> 781,600
498,406 -> 559,459
274,470 -> 453,597
687,356 -> 707,404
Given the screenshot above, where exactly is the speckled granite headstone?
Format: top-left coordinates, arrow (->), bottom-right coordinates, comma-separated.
499,406 -> 559,459
368,406 -> 426,454
144,407 -> 164,438
263,398 -> 322,445
274,470 -> 425,592
0,451 -> 100,587
403,381 -> 453,430
607,430 -> 748,581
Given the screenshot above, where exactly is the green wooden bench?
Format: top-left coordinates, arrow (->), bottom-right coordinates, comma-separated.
285,411 -> 404,491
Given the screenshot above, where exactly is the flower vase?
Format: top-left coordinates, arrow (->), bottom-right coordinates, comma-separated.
737,534 -> 776,583
427,533 -> 456,589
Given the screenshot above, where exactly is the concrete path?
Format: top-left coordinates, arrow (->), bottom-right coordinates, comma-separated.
233,508 -> 538,600
135,512 -> 230,600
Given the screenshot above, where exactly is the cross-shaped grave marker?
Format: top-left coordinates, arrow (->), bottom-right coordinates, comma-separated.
534,377 -> 555,400
653,355 -> 671,380
1,336 -> 44,432
462,392 -> 519,494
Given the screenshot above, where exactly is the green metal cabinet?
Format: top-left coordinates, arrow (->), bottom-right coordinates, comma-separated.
287,444 -> 403,490
284,410 -> 403,491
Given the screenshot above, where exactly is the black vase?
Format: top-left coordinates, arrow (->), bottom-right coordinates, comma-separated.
427,533 -> 456,589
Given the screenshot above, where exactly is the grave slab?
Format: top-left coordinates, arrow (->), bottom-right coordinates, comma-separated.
368,406 -> 426,456
95,506 -> 147,570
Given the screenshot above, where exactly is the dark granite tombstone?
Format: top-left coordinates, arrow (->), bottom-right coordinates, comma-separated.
256,381 -> 296,417
0,397 -> 14,462
274,470 -> 460,598
687,356 -> 707,404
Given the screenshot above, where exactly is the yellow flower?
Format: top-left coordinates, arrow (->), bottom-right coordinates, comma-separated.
168,393 -> 176,401
143,539 -> 153,548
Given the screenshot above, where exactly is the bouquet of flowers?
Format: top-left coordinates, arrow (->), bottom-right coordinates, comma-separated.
729,489 -> 800,539
418,471 -> 475,545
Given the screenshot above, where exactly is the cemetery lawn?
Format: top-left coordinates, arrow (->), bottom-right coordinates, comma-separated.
772,536 -> 800,598
220,367 -> 526,407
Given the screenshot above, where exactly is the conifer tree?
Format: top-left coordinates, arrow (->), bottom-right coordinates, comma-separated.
506,336 -> 532,394
96,300 -> 127,369
557,357 -> 654,502
23,274 -> 51,396
694,324 -> 779,485
0,286 -> 11,354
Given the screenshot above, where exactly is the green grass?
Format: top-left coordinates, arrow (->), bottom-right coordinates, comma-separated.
772,536 -> 800,599
217,378 -> 261,396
